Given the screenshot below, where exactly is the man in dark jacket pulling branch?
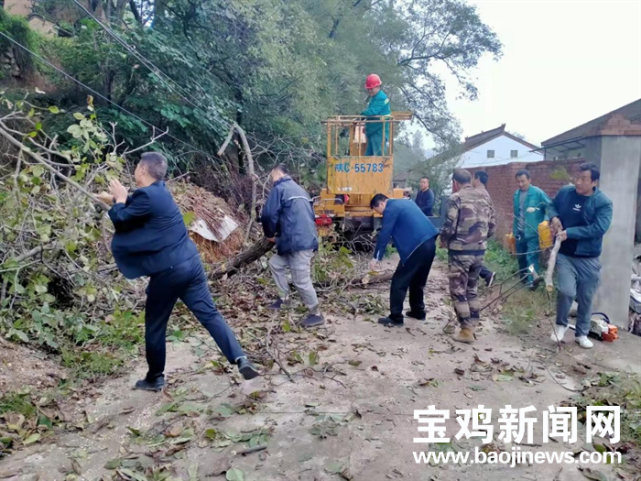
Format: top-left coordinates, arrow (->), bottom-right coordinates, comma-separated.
548,163 -> 613,350
414,176 -> 435,217
370,194 -> 439,327
261,164 -> 324,328
441,169 -> 496,344
100,152 -> 259,391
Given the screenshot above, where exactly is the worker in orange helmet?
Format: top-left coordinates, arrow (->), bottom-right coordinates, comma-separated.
362,74 -> 391,156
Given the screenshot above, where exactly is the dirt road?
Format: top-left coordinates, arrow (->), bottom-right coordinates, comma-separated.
1,258 -> 637,481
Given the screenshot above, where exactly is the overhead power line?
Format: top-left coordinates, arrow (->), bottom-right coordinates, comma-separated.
71,0 -> 221,127
0,30 -> 216,160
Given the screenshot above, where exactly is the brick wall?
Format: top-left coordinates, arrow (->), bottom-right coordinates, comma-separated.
467,160 -> 585,245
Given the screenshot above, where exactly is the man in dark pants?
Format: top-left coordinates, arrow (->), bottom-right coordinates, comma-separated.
101,152 -> 259,391
472,171 -> 496,288
414,177 -> 435,216
369,194 -> 439,327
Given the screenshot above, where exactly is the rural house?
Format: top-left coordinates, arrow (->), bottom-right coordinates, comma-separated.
429,124 -> 543,169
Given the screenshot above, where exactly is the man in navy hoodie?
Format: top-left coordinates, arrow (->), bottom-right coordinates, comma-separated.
548,163 -> 613,350
370,194 -> 439,327
100,152 -> 258,391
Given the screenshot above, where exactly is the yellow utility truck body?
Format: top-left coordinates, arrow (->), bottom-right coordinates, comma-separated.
313,112 -> 412,239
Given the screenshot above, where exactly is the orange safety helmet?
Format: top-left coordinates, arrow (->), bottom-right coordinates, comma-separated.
365,74 -> 382,89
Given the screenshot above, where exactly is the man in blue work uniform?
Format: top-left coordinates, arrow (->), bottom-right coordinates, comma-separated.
362,74 -> 391,156
100,152 -> 259,391
513,169 -> 551,287
369,194 -> 439,327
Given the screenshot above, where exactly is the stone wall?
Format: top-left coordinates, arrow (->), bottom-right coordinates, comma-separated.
1,47 -> 22,78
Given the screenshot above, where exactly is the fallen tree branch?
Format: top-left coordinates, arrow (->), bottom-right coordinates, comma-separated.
313,271 -> 394,289
217,124 -> 236,158
208,237 -> 274,280
545,237 -> 562,292
1,242 -> 61,266
0,125 -> 110,210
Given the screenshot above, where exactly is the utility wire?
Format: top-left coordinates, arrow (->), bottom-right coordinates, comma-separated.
0,30 -> 216,160
71,0 -> 224,130
70,0 -> 316,162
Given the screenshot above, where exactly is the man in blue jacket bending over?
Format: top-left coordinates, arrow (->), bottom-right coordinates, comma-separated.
101,152 -> 259,391
261,164 -> 324,328
369,194 -> 439,327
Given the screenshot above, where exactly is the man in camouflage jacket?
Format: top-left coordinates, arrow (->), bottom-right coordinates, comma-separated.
440,169 -> 496,343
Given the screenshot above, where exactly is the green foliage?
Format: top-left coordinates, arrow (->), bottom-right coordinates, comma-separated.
435,245 -> 448,262
384,244 -> 398,258
61,349 -> 126,379
7,0 -> 501,178
0,9 -> 39,75
550,166 -> 572,182
483,240 -> 519,280
0,391 -> 36,418
312,243 -> 354,284
482,241 -> 553,334
0,97 -> 143,380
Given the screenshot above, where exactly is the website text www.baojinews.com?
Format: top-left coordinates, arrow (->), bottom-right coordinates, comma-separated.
413,404 -> 621,467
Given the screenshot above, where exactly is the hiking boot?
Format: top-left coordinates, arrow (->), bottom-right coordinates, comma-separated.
237,357 -> 260,380
550,324 -> 569,343
134,376 -> 165,392
575,336 -> 594,349
486,271 -> 496,288
378,317 -> 403,327
453,328 -> 475,344
268,298 -> 288,310
405,310 -> 426,321
299,313 -> 325,328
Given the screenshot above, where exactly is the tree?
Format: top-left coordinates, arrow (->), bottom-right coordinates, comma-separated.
8,0 -> 502,179
394,131 -> 430,175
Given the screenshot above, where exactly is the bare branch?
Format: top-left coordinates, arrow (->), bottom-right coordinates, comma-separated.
122,127 -> 169,155
0,124 -> 110,210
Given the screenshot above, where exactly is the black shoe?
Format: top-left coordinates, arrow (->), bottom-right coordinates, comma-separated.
532,276 -> 543,289
134,376 -> 165,392
486,272 -> 496,288
237,357 -> 260,380
378,317 -> 403,327
268,298 -> 288,310
298,313 -> 325,328
405,310 -> 426,321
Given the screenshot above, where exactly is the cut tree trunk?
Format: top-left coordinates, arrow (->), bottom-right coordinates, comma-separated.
208,237 -> 274,280
314,271 -> 394,289
207,238 -> 395,290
